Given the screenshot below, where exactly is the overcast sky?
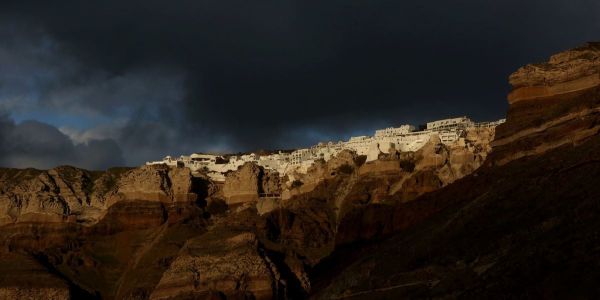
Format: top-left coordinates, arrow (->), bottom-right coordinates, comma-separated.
0,0 -> 598,169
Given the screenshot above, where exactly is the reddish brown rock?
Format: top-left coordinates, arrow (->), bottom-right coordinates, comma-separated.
491,42 -> 600,165
508,42 -> 600,91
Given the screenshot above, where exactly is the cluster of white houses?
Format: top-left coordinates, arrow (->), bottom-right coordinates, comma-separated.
146,116 -> 505,181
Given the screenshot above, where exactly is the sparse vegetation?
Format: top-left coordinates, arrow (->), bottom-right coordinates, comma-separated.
399,159 -> 415,172
337,163 -> 354,174
0,168 -> 43,183
89,167 -> 133,195
291,180 -> 304,188
354,155 -> 368,167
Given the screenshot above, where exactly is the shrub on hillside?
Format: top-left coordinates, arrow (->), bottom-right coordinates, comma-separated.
354,155 -> 367,167
337,163 -> 354,174
399,159 -> 415,172
291,180 -> 304,188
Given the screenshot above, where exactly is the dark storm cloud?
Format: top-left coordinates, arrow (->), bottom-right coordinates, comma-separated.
0,20 -> 193,166
0,114 -> 125,170
0,0 -> 598,168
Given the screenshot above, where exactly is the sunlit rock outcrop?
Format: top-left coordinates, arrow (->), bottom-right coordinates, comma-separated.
0,166 -> 126,225
491,42 -> 600,165
112,165 -> 198,204
222,162 -> 281,207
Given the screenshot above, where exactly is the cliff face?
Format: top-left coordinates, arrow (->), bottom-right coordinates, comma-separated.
151,209 -> 276,300
318,43 -> 600,299
0,166 -> 122,226
114,165 -> 198,204
243,127 -> 496,295
491,42 -> 600,165
0,165 -> 211,299
222,162 -> 281,206
271,127 -> 494,208
0,165 -> 200,227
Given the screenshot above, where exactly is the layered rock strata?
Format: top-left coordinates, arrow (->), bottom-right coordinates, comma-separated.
491,42 -> 600,165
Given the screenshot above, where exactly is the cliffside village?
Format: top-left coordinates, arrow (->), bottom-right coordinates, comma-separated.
146,116 -> 505,181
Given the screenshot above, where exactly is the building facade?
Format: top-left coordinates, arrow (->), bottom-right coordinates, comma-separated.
146,116 -> 505,181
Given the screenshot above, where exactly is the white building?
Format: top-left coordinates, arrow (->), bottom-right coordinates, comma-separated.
147,156 -> 180,167
474,118 -> 506,128
145,116 -> 505,181
374,125 -> 415,137
344,136 -> 373,156
426,116 -> 473,131
289,149 -> 311,166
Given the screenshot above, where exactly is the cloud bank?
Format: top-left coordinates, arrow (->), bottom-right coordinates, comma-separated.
0,115 -> 124,170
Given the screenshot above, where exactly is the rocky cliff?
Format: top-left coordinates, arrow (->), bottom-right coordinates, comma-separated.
0,164 -> 203,226
0,43 -> 597,299
222,162 -> 280,206
0,124 -> 494,299
317,42 -> 600,299
0,164 -> 210,299
491,42 -> 600,165
209,126 -> 495,296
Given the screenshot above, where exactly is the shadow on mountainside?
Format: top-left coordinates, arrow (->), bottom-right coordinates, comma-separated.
315,135 -> 600,299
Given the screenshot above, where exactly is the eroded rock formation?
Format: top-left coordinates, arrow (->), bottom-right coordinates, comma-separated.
492,42 -> 600,165
222,162 -> 281,206
114,165 -> 198,204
